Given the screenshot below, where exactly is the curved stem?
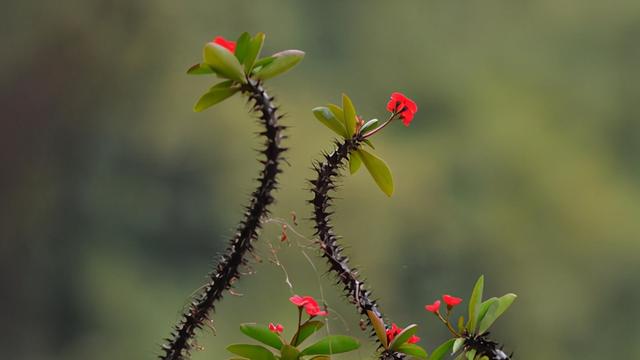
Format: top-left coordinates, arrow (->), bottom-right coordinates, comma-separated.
160,80 -> 285,360
309,137 -> 404,360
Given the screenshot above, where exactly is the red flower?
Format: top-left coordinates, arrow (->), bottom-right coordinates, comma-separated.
386,92 -> 418,126
289,295 -> 328,317
213,36 -> 236,53
268,322 -> 284,334
386,323 -> 420,344
425,300 -> 441,314
442,294 -> 463,308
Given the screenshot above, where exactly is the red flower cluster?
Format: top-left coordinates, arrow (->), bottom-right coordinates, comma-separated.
386,323 -> 420,344
425,295 -> 463,314
289,295 -> 328,317
386,92 -> 418,126
213,36 -> 236,53
268,322 -> 284,334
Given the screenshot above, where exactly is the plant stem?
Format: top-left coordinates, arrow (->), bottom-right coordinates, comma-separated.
160,79 -> 286,360
309,137 -> 404,360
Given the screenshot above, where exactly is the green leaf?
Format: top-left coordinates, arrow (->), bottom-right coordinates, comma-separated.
244,32 -> 265,73
251,56 -> 275,72
358,149 -> 394,197
495,293 -> 517,319
457,315 -> 466,333
309,357 -> 330,360
452,338 -> 465,354
187,63 -> 215,75
466,349 -> 477,360
239,323 -> 283,350
312,107 -> 347,138
349,150 -> 362,174
226,344 -> 276,360
396,343 -> 428,359
389,324 -> 418,350
327,104 -> 345,126
428,339 -> 455,360
467,275 -> 484,332
193,85 -> 239,112
360,118 -> 379,135
293,320 -> 324,346
300,335 -> 360,356
253,50 -> 304,80
280,344 -> 300,360
234,32 -> 251,64
367,310 -> 388,349
203,42 -> 245,82
477,298 -> 498,326
342,94 -> 357,137
363,139 -> 375,149
478,294 -> 517,334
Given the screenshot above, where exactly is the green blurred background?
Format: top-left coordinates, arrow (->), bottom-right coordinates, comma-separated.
2,1 -> 639,359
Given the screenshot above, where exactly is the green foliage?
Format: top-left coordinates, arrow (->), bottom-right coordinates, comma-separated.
389,324 -> 418,351
190,32 -> 304,111
254,50 -> 305,80
230,321 -> 358,360
359,149 -> 394,197
240,323 -> 284,350
428,339 -> 455,360
299,335 -> 360,356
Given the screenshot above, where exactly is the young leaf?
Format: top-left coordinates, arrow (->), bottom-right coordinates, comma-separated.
366,310 -> 388,349
428,339 -> 455,360
495,293 -> 517,319
478,293 -> 517,334
312,107 -> 347,138
187,63 -> 215,75
467,275 -> 484,332
280,344 -> 300,360
478,301 -> 500,334
360,118 -> 379,134
292,320 -> 324,346
389,324 -> 418,350
363,139 -> 375,149
300,335 -> 360,356
239,323 -> 283,350
452,338 -> 465,354
476,297 -> 498,326
457,315 -> 466,333
466,349 -> 477,360
234,32 -> 251,64
203,43 -> 245,82
342,94 -> 357,137
327,104 -> 345,126
251,56 -> 275,72
194,86 -> 239,112
396,343 -> 428,359
349,150 -> 362,174
253,50 -> 305,80
358,149 -> 394,197
244,32 -> 265,73
226,344 -> 277,360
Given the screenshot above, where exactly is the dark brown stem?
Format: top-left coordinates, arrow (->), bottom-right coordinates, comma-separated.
160,79 -> 286,360
309,137 -> 404,360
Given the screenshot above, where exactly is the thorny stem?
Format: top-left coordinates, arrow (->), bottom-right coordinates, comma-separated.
160,79 -> 286,360
309,136 -> 404,360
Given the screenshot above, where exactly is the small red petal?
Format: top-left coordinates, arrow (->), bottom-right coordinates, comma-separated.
408,335 -> 421,344
425,300 -> 441,313
213,36 -> 236,53
443,295 -> 463,307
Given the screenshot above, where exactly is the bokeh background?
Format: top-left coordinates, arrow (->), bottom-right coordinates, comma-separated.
2,1 -> 640,359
